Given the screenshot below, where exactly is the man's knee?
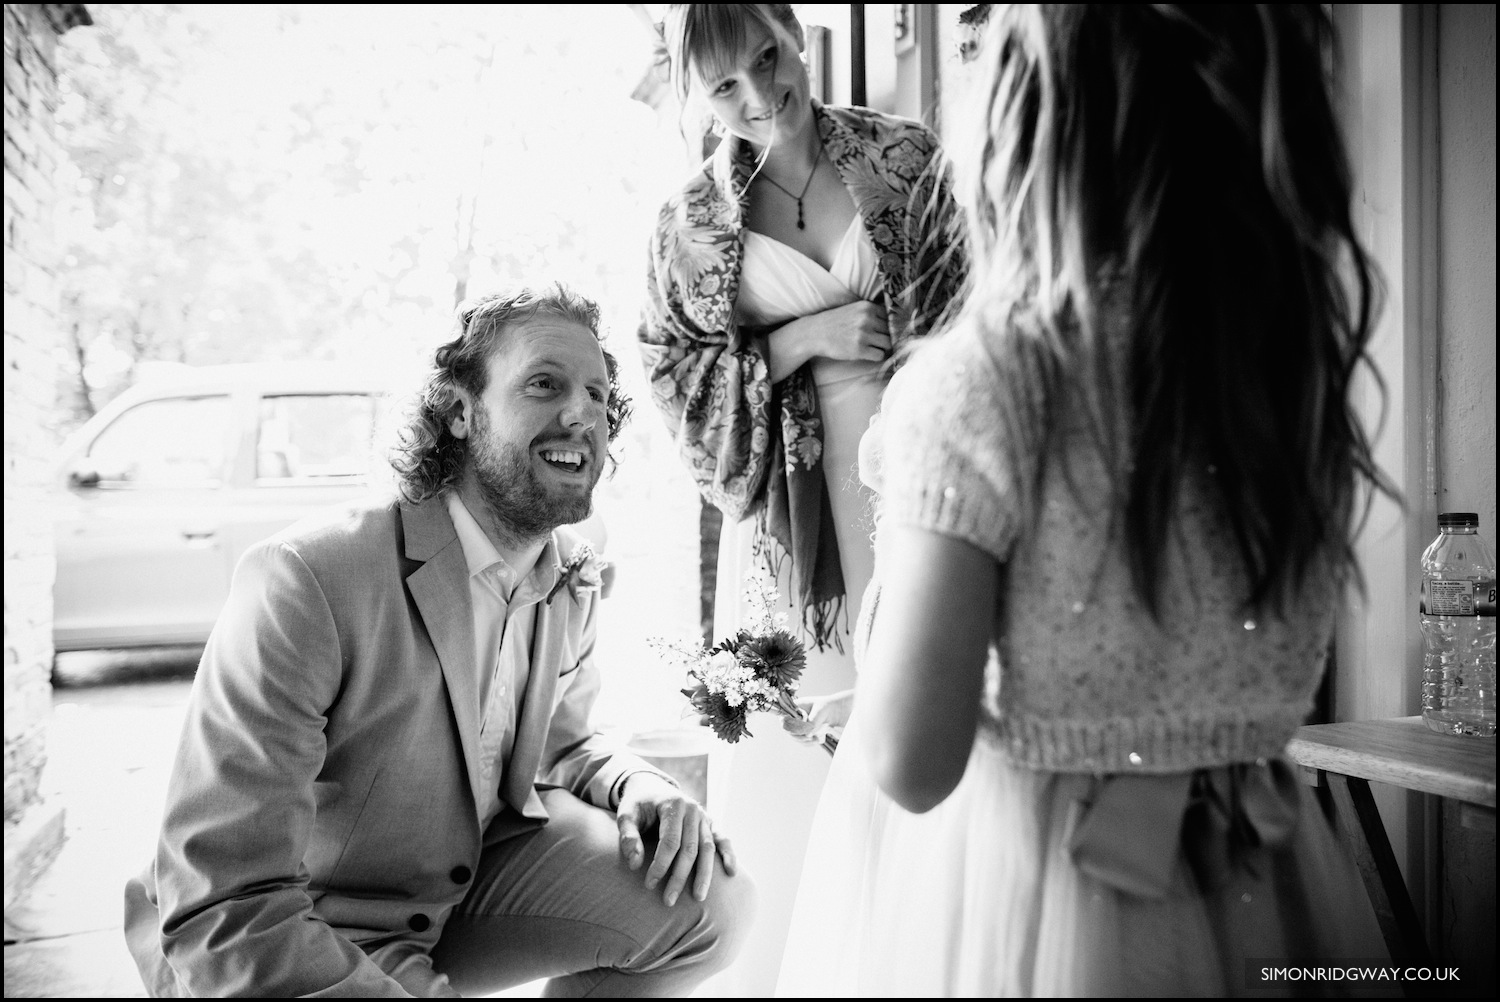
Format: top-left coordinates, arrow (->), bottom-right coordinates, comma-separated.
687,862 -> 756,976
657,864 -> 756,978
508,792 -> 754,969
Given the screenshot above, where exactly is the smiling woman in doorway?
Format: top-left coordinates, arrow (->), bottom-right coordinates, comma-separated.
637,3 -> 966,993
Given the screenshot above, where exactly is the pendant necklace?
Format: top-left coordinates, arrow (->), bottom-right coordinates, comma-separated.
757,134 -> 825,230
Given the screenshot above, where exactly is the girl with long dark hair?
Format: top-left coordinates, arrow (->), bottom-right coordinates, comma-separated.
781,6 -> 1390,994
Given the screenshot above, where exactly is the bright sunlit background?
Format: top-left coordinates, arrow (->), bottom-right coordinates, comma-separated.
51,3 -> 705,735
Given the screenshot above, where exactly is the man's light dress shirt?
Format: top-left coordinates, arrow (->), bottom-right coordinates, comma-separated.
445,492 -> 557,828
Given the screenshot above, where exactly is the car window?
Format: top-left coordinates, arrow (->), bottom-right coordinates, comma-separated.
257,394 -> 378,481
85,395 -> 231,487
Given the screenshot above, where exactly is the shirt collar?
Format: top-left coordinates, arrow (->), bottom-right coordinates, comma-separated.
444,492 -> 560,599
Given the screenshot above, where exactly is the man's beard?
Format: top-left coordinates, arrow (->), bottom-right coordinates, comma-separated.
466,403 -> 597,541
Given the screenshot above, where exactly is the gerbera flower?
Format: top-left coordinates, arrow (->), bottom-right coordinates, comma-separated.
681,683 -> 752,744
737,629 -> 807,689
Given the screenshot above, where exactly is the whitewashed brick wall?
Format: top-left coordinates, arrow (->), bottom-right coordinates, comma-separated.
4,1 -> 90,911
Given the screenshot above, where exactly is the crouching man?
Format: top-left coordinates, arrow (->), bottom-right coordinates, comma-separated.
124,284 -> 753,997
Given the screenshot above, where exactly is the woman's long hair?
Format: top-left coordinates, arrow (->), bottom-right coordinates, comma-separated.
963,4 -> 1390,616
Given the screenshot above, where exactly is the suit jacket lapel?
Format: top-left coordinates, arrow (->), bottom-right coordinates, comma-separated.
401,499 -> 484,812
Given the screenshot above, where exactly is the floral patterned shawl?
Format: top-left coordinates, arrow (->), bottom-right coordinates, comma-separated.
639,102 -> 967,647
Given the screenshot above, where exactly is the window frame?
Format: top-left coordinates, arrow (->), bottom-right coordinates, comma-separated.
81,392 -> 236,491
251,391 -> 381,487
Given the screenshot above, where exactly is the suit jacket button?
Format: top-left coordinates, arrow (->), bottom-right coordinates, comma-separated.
450,866 -> 472,884
408,913 -> 431,932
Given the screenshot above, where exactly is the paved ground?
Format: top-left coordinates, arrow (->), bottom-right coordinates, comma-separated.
4,649 -> 199,998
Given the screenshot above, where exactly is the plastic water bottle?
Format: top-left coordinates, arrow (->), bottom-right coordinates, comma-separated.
1419,513 -> 1496,737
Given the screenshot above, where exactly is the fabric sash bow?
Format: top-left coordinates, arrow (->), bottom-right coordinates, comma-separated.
1065,759 -> 1302,899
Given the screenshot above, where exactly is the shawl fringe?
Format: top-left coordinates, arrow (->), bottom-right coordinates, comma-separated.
752,508 -> 848,654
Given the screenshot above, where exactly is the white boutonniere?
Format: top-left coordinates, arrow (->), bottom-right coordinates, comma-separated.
545,542 -> 605,605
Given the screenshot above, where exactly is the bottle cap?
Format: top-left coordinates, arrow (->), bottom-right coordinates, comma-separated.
1438,512 -> 1479,528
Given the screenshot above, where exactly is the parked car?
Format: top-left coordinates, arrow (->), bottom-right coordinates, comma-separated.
52,363 -> 400,651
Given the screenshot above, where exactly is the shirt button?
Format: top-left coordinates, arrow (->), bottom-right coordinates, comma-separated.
408,913 -> 431,932
450,866 -> 472,884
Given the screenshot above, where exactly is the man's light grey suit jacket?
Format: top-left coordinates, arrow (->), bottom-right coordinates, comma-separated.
123,495 -> 665,997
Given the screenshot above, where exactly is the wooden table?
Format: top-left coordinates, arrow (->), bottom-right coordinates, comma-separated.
1287,717 -> 1496,971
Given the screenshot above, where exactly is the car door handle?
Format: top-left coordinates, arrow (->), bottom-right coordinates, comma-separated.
182,530 -> 217,543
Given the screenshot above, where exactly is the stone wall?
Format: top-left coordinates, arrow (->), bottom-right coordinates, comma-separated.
4,2 -> 91,916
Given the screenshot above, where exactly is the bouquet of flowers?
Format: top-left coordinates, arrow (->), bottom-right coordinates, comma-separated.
651,569 -> 837,756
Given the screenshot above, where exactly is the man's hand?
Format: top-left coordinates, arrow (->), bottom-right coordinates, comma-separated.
616,774 -> 737,907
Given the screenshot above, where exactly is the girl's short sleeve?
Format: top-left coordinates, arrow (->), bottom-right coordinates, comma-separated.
879,320 -> 1025,563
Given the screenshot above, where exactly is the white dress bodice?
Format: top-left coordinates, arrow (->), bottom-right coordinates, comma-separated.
736,214 -> 885,389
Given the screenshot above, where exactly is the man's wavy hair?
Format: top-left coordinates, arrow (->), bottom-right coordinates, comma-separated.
389,284 -> 632,505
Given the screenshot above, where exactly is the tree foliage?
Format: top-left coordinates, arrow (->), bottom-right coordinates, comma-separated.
53,4 -> 682,426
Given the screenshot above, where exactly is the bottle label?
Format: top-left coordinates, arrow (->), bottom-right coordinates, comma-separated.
1421,579 -> 1496,616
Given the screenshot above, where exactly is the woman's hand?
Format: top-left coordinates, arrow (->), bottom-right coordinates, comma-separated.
766,302 -> 891,383
782,688 -> 855,744
806,301 -> 891,363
